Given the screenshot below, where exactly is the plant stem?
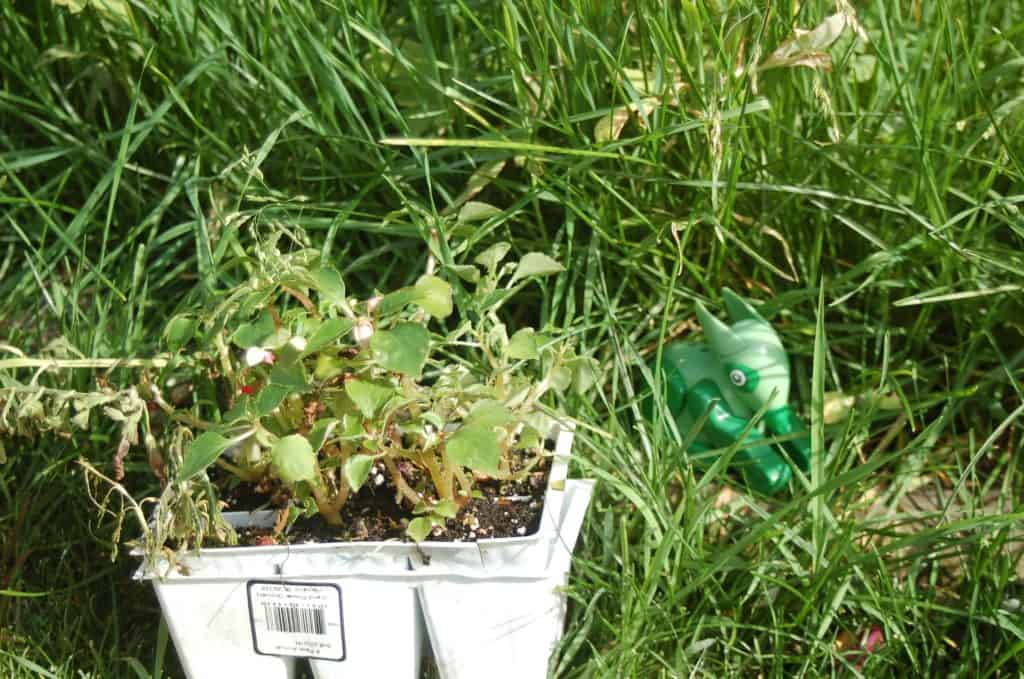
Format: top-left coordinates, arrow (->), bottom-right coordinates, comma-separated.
383,457 -> 422,506
453,464 -> 473,501
422,451 -> 452,502
214,458 -> 262,483
0,358 -> 169,370
309,483 -> 344,526
332,453 -> 351,508
282,286 -> 318,315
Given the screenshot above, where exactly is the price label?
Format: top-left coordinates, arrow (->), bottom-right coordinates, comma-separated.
247,581 -> 345,661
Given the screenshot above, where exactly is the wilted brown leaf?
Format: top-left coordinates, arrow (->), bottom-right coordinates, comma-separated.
593,98 -> 658,142
760,13 -> 851,72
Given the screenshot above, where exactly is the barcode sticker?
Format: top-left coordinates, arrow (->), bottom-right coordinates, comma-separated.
247,581 -> 345,661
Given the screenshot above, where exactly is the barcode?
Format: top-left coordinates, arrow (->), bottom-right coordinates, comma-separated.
263,604 -> 327,635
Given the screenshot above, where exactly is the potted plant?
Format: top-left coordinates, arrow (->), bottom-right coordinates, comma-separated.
1,238 -> 595,678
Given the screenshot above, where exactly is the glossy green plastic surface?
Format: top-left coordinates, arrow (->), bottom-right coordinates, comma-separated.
653,288 -> 812,494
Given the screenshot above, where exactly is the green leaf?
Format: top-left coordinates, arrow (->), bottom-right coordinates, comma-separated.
474,242 -> 511,271
222,395 -> 251,423
344,379 -> 396,418
507,328 -> 539,360
313,267 -> 346,307
465,399 -> 513,428
371,322 -> 430,376
269,362 -> 307,391
446,423 -> 501,475
231,310 -> 276,348
510,252 -> 564,283
421,411 -> 444,430
294,313 -> 323,340
569,356 -> 600,395
343,454 -> 375,491
164,315 -> 197,352
240,288 -> 276,317
314,355 -> 345,381
299,492 -> 319,518
263,326 -> 292,350
305,317 -> 353,353
433,499 -> 458,519
810,282 -> 827,568
850,53 -> 877,83
309,418 -> 339,452
550,365 -> 573,392
517,425 -> 543,451
179,432 -> 232,480
340,412 -> 363,438
255,383 -> 290,417
270,435 -> 318,484
457,201 -> 501,223
406,516 -> 435,542
377,287 -> 418,316
449,265 -> 480,284
413,275 -> 453,318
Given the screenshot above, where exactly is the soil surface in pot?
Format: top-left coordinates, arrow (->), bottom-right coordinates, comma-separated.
222,441 -> 556,545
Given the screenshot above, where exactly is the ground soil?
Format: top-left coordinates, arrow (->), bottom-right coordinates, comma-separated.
217,441 -> 555,546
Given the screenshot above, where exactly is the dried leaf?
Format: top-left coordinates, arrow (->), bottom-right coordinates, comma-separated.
594,107 -> 632,142
520,74 -> 553,117
788,53 -> 833,71
760,14 -> 849,72
113,436 -> 130,481
594,99 -> 659,142
52,0 -> 131,19
102,406 -> 127,423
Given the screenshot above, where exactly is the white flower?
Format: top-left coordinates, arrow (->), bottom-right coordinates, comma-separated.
353,318 -> 375,345
289,336 -> 308,352
245,347 -> 269,367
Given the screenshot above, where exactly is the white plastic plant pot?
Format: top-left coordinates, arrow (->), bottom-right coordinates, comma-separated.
413,425 -> 576,574
135,425 -> 577,678
415,479 -> 595,679
136,511 -> 422,679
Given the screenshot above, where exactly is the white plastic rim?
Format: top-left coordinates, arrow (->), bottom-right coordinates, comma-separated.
416,479 -> 595,679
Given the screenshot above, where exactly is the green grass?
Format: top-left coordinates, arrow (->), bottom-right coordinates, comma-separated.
2,0 -> 1024,676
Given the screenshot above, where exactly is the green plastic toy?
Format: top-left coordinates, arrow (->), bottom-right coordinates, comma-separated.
654,288 -> 812,494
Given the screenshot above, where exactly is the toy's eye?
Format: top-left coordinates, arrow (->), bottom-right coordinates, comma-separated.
729,369 -> 747,387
